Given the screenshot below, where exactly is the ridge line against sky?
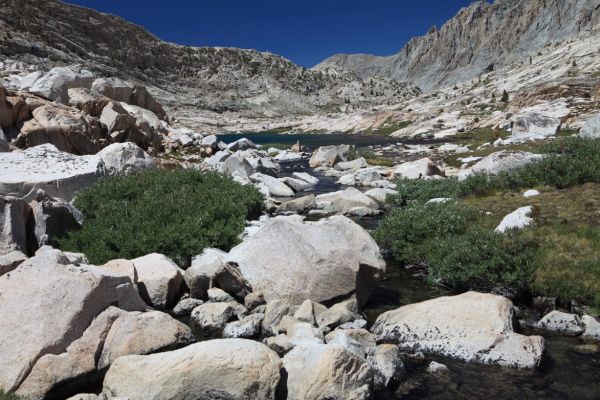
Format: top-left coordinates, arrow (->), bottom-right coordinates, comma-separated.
63,0 -> 475,67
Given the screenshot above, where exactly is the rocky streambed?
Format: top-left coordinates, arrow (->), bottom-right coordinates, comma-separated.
203,134 -> 600,399
1,131 -> 599,400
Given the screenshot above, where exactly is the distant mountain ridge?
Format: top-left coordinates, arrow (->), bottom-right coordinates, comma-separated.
315,0 -> 600,91
0,0 -> 420,118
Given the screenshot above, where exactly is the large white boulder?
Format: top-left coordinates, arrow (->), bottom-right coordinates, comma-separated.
367,344 -> 405,390
309,145 -> 352,168
495,206 -> 534,233
0,251 -> 147,393
226,215 -> 385,305
15,306 -> 193,400
371,292 -> 545,368
0,196 -> 31,255
580,113 -> 600,138
97,142 -> 155,176
582,315 -> 600,340
220,155 -> 254,178
91,77 -> 167,120
365,188 -> 397,204
17,104 -> 106,155
535,310 -> 583,336
511,112 -> 561,141
315,187 -> 380,216
458,151 -> 543,180
278,194 -> 317,213
274,150 -> 303,161
184,248 -> 229,299
281,177 -> 313,192
0,144 -> 105,201
67,87 -> 112,117
227,138 -> 256,151
292,172 -> 319,185
131,253 -> 185,309
283,342 -> 373,400
27,67 -> 94,104
250,172 -> 295,197
190,301 -> 240,337
102,339 -> 282,400
393,158 -> 444,180
336,157 -> 368,171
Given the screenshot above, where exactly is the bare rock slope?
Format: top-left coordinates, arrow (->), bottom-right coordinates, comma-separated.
316,0 -> 600,91
0,0 -> 420,122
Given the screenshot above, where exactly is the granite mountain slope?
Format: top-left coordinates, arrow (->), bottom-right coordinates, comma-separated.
0,0 -> 419,121
316,0 -> 600,91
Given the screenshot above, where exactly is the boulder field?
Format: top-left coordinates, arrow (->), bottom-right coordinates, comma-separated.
0,203 -> 556,400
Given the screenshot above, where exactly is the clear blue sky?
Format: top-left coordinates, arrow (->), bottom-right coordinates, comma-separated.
64,0 -> 476,67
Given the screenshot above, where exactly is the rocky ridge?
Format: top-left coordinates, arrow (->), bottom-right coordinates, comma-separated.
317,0 -> 600,91
0,0 -> 420,128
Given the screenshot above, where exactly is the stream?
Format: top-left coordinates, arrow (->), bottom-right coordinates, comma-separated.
217,133 -> 600,400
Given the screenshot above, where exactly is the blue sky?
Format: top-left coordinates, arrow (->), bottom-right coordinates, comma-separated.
65,0 -> 476,67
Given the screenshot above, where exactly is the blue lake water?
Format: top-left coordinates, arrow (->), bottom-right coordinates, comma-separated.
216,132 -> 446,150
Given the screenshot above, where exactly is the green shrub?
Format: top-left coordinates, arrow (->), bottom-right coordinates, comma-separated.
425,227 -> 538,292
374,202 -> 474,264
61,170 -> 264,267
531,137 -> 600,188
390,175 -> 501,205
390,179 -> 461,205
0,391 -> 20,400
375,202 -> 538,293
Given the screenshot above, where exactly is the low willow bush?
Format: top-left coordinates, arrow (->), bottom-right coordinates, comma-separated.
61,170 -> 264,267
374,202 -> 474,263
375,202 -> 538,293
425,227 -> 538,292
0,391 -> 20,400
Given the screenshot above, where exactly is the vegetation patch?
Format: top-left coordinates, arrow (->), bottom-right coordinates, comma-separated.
378,138 -> 600,307
354,149 -> 394,167
463,183 -> 600,307
375,202 -> 537,294
453,127 -> 511,147
0,391 -> 20,400
261,126 -> 294,134
61,170 -> 264,267
402,137 -> 600,203
366,119 -> 413,136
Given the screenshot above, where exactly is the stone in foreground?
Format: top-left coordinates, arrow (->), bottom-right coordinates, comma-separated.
283,342 -> 373,400
536,310 -> 583,336
371,291 -> 544,368
97,142 -> 155,176
15,307 -> 193,400
131,253 -> 185,310
0,252 -> 147,393
226,215 -> 385,305
0,144 -> 104,201
103,339 -> 282,400
495,206 -> 534,233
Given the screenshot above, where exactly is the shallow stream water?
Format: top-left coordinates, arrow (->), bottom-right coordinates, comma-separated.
217,133 -> 600,400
